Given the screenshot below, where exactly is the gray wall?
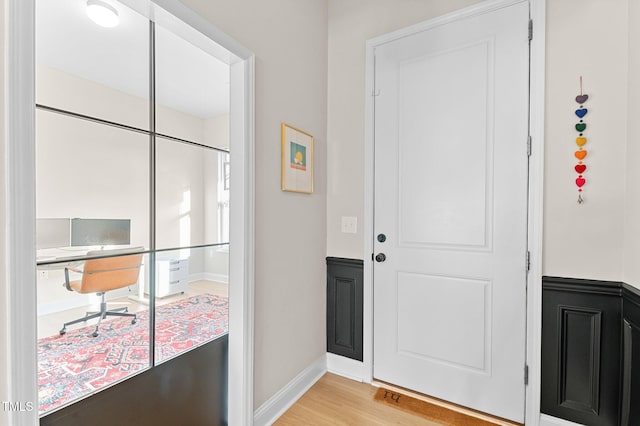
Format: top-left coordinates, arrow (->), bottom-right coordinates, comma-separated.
180,0 -> 329,409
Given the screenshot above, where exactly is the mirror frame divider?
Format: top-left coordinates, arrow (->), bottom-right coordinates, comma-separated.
5,0 -> 38,424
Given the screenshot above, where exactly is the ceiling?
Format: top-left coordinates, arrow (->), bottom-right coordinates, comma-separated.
36,0 -> 230,119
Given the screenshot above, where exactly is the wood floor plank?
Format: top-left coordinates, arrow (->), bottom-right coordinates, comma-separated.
275,373 -> 443,425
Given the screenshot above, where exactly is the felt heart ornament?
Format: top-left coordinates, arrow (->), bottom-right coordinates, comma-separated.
576,177 -> 586,187
575,123 -> 587,132
576,137 -> 587,147
576,94 -> 589,104
575,150 -> 587,160
575,108 -> 588,118
575,164 -> 587,173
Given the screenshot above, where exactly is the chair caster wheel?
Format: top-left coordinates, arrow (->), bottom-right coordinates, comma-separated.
92,331 -> 99,337
131,318 -> 137,325
59,329 -> 66,335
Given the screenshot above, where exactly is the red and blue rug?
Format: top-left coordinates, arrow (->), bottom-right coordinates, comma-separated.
37,293 -> 228,414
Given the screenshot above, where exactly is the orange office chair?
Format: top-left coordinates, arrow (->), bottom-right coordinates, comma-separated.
60,247 -> 144,337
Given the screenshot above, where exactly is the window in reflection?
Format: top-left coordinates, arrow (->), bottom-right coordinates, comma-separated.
156,137 -> 229,249
218,153 -> 230,245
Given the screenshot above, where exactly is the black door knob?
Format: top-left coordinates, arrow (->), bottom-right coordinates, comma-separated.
375,253 -> 386,262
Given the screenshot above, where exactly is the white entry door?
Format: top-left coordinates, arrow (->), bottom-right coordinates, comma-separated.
373,1 -> 530,422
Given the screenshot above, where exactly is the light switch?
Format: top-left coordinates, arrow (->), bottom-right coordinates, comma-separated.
341,216 -> 357,234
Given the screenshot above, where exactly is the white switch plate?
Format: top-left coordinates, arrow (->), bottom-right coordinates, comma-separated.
341,216 -> 357,234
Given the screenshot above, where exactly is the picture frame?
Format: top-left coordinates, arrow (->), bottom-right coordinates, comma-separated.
281,122 -> 314,194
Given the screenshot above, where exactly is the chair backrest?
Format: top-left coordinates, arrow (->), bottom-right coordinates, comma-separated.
77,248 -> 144,294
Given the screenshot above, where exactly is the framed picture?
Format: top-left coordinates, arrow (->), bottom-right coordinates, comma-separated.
281,123 -> 314,194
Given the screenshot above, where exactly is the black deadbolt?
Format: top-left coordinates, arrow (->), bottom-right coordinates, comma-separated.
375,253 -> 386,262
377,234 -> 386,243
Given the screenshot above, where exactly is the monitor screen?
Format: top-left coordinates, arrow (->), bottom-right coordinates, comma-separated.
70,218 -> 131,246
36,218 -> 71,249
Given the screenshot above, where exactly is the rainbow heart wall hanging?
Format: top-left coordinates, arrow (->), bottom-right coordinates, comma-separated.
575,76 -> 588,204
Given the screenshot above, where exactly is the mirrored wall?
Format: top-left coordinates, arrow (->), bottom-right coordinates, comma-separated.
35,0 -> 230,415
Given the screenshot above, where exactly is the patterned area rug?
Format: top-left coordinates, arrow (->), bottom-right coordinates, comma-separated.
38,294 -> 228,414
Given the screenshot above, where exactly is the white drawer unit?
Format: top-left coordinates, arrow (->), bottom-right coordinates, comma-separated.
144,257 -> 189,298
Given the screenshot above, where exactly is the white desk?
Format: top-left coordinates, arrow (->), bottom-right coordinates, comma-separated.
36,245 -> 135,268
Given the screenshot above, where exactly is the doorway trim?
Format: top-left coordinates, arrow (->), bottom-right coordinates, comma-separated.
363,0 -> 545,424
4,0 -> 255,424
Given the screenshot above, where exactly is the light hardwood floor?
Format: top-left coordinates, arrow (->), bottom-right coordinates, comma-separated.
275,373 -> 442,425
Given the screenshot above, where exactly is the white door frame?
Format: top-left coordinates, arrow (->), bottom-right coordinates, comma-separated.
363,0 -> 545,424
4,1 -> 255,425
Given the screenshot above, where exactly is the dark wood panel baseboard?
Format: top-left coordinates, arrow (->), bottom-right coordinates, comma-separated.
542,277 -> 622,426
622,283 -> 640,310
541,278 -> 640,426
543,276 -> 623,297
557,305 -> 602,414
622,285 -> 640,426
327,257 -> 363,361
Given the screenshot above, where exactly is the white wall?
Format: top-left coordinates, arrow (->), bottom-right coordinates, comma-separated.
543,0 -> 629,281
624,0 -> 640,288
326,0 -> 483,259
180,0 -> 329,409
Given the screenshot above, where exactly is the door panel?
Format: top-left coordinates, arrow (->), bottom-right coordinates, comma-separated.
396,273 -> 490,372
398,40 -> 491,249
373,1 -> 530,422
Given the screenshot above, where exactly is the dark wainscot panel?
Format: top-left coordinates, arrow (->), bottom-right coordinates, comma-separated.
326,257 -> 363,361
622,285 -> 640,426
541,277 -> 621,426
40,334 -> 228,426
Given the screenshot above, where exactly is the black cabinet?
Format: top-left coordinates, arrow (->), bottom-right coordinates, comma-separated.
326,257 -> 363,361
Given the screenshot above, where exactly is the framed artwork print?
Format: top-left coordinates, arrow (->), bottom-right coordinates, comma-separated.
281,123 -> 314,194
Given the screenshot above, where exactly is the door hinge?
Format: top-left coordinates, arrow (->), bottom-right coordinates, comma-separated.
527,135 -> 532,157
525,364 -> 529,385
526,251 -> 531,272
528,19 -> 533,42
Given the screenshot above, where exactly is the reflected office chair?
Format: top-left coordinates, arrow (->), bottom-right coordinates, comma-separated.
60,247 -> 144,337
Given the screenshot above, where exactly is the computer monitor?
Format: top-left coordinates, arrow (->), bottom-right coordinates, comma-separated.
36,218 -> 71,249
70,218 -> 131,247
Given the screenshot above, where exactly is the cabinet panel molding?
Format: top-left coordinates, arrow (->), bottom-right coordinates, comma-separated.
326,257 -> 363,361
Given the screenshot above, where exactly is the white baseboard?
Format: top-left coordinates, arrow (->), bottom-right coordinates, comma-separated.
326,353 -> 366,382
253,355 -> 327,426
37,295 -> 92,316
539,414 -> 585,426
189,272 -> 229,284
37,287 -> 133,316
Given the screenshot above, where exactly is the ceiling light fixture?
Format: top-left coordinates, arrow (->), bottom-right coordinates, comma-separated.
86,0 -> 119,28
